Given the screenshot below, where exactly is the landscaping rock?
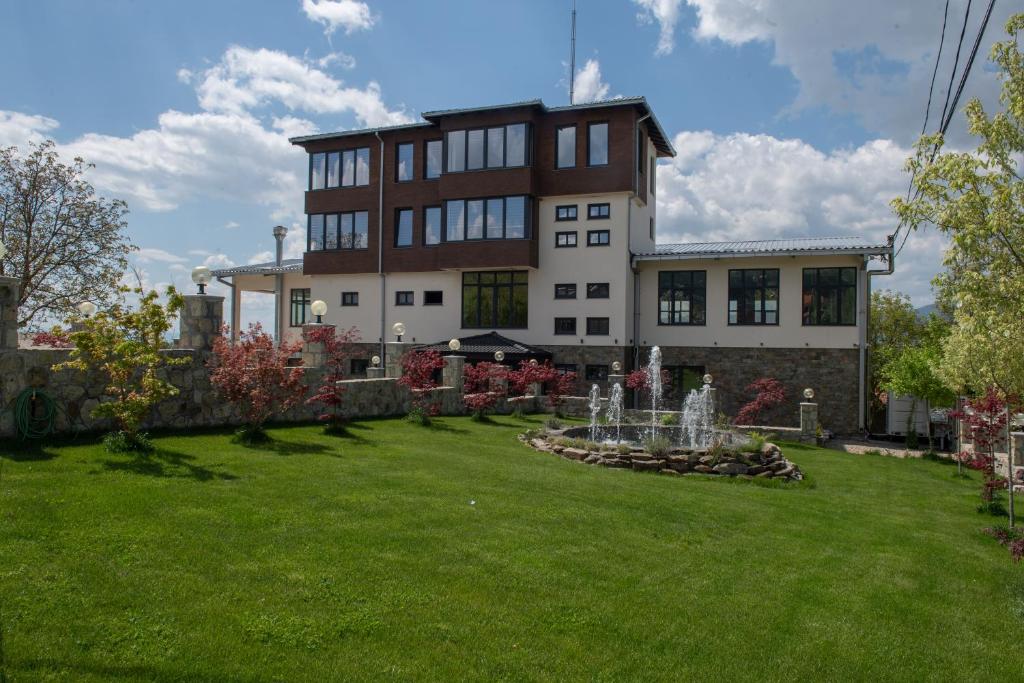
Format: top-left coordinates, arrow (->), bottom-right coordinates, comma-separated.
660,468 -> 681,476
562,447 -> 588,461
756,470 -> 774,478
584,454 -> 603,465
632,459 -> 662,472
698,455 -> 717,466
776,465 -> 795,478
693,464 -> 716,474
714,462 -> 748,475
551,445 -> 565,453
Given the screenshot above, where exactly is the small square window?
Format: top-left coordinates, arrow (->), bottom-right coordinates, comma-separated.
555,231 -> 578,248
585,364 -> 609,381
586,283 -> 609,299
554,317 -> 577,335
341,292 -> 359,306
587,230 -> 609,246
424,290 -> 443,306
587,203 -> 610,219
556,205 -> 578,221
395,291 -> 414,306
586,317 -> 610,335
350,358 -> 369,376
555,363 -> 577,376
554,283 -> 577,299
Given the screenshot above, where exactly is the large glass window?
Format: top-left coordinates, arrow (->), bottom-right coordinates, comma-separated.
308,214 -> 324,251
396,143 -> 414,182
308,211 -> 369,251
340,213 -> 353,249
342,150 -> 355,186
487,127 -> 504,168
446,130 -> 466,172
506,123 -> 527,166
444,196 -> 529,241
395,209 -> 413,247
424,206 -> 442,245
311,153 -> 326,189
425,139 -> 442,179
467,129 -> 485,170
461,271 -> 528,329
556,125 -> 576,168
327,152 -> 340,187
356,148 -> 370,185
803,267 -> 857,325
353,211 -> 368,249
325,214 -> 339,250
588,122 -> 608,166
658,271 -> 706,325
585,365 -> 608,381
729,269 -> 779,325
664,365 -> 705,401
290,288 -> 311,327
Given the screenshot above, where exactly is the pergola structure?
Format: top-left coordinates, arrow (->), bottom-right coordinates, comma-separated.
211,258 -> 308,341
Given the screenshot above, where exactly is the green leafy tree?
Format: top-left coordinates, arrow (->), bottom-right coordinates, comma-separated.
0,140 -> 134,328
881,334 -> 956,451
54,287 -> 187,450
893,13 -> 1024,398
869,290 -> 926,384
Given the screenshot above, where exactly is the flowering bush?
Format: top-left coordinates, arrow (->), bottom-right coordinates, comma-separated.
208,323 -> 306,442
398,349 -> 446,423
304,325 -> 360,432
31,327 -> 73,348
735,378 -> 786,426
983,526 -> 1024,563
462,361 -> 508,419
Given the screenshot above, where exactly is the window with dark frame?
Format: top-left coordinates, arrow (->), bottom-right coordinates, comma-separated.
443,196 -> 528,241
310,148 -> 369,189
350,358 -> 369,376
658,271 -> 706,325
587,203 -> 610,219
395,208 -> 413,247
587,230 -> 609,246
556,125 -> 576,168
424,290 -> 443,306
803,267 -> 857,325
424,206 -> 442,245
649,217 -> 654,240
728,268 -> 779,325
554,283 -> 577,299
663,365 -> 705,401
586,283 -> 609,299
585,364 -> 609,381
425,139 -> 443,179
461,271 -> 528,329
555,205 -> 578,221
290,288 -> 310,327
341,291 -> 359,306
586,317 -> 609,335
395,291 -> 414,306
396,143 -> 414,182
308,211 -> 369,252
587,122 -> 608,166
650,157 -> 656,195
467,129 -> 485,170
555,363 -> 577,376
444,123 -> 529,173
554,317 -> 577,335
555,231 -> 577,248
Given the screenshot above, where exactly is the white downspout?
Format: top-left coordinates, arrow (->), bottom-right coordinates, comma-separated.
861,237 -> 895,433
375,132 -> 386,360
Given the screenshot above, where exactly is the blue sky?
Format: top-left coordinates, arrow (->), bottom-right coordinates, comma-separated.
0,0 -> 1013,324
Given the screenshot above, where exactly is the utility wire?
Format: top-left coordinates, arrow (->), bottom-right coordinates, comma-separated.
938,0 -> 973,131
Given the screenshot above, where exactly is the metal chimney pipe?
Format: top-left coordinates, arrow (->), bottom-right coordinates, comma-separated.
272,225 -> 287,344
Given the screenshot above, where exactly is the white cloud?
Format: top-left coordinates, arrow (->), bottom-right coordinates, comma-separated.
634,0 -> 686,56
135,247 -> 188,263
316,51 -> 357,70
0,111 -> 59,149
682,0 -> 1016,142
224,221 -> 241,230
301,0 -> 375,36
573,59 -> 610,103
656,129 -> 942,304
176,68 -> 194,84
195,46 -> 411,126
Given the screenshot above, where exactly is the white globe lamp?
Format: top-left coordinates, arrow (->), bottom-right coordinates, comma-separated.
310,299 -> 327,324
191,265 -> 212,294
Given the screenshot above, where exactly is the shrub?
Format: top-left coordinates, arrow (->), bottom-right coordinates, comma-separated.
508,360 -> 576,414
208,322 -> 306,441
303,325 -> 361,432
740,431 -> 767,454
616,443 -> 632,455
398,350 -> 446,423
102,430 -> 153,453
544,416 -> 563,430
31,327 -> 73,348
54,287 -> 188,451
660,413 -> 677,426
735,378 -> 785,426
462,361 -> 508,419
977,500 -> 1008,517
642,434 -> 672,457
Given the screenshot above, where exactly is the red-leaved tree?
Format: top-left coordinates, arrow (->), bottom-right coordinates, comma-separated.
398,349 -> 446,422
950,386 -> 1019,502
735,378 -> 786,426
508,360 -> 576,414
304,325 -> 361,431
30,328 -> 73,348
462,361 -> 508,419
208,323 -> 306,440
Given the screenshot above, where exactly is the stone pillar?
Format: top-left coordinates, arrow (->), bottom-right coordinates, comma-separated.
301,323 -> 335,368
800,402 -> 818,437
708,387 -> 718,414
607,374 -> 625,396
177,295 -> 224,352
366,366 -> 385,379
0,275 -> 20,350
1012,432 -> 1024,468
528,381 -> 543,397
385,341 -> 411,378
442,354 -> 465,392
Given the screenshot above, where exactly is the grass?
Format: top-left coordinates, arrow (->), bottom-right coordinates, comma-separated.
1,415 -> 1022,681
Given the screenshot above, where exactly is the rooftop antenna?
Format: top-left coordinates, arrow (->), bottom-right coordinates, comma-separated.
568,0 -> 576,105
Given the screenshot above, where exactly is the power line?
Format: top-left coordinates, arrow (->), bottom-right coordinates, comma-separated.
938,0 -> 973,131
922,0 -> 951,137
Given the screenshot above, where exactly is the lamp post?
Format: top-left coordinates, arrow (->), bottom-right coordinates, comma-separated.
392,321 -> 406,342
311,299 -> 327,324
804,387 -> 815,400
272,225 -> 287,345
77,301 -> 97,318
448,338 -> 461,352
191,266 -> 212,295
494,350 -> 505,363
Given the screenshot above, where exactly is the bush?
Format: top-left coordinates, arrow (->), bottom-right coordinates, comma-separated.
544,417 -> 563,430
233,424 -> 271,446
740,431 -> 767,454
398,350 -> 446,422
977,500 -> 1008,517
405,406 -> 432,426
642,434 -> 672,457
616,443 -> 632,455
660,413 -> 677,426
102,430 -> 153,453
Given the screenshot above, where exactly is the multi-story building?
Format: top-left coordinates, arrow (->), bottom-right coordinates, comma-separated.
212,98 -> 893,433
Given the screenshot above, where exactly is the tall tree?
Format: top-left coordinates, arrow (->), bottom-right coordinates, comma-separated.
893,14 -> 1024,397
869,290 -> 927,398
0,140 -> 134,328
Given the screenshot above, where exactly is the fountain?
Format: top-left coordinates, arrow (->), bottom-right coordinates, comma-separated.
607,382 -> 624,444
680,384 -> 715,450
587,384 -> 602,442
645,345 -> 663,437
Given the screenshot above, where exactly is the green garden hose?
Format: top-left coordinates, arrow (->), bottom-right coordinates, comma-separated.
14,388 -> 56,440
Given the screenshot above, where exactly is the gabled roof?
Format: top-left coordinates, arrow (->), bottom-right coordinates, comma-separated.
635,236 -> 892,261
290,96 -> 675,157
417,331 -> 552,359
210,259 -> 303,277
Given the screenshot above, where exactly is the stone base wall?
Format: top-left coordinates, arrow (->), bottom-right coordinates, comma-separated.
535,345 -> 631,393
644,346 -> 860,434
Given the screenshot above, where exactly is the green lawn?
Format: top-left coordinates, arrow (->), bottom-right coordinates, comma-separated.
1,416 -> 1021,681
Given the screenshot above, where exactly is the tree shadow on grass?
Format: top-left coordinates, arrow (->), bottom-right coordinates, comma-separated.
97,447 -> 238,481
14,658 -> 262,683
422,419 -> 469,434
239,439 -> 331,456
1,441 -> 61,462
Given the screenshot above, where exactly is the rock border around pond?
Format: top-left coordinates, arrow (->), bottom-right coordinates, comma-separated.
519,430 -> 803,481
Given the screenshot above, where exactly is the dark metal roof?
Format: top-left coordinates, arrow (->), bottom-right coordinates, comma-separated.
635,236 -> 892,261
210,258 -> 303,277
417,331 -> 552,360
290,97 -> 675,157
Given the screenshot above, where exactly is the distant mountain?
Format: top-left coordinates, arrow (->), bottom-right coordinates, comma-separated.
915,303 -> 938,317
